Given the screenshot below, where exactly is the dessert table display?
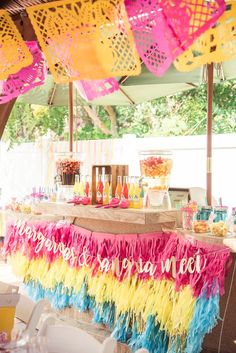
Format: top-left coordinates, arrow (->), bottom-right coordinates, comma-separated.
3,204 -> 233,353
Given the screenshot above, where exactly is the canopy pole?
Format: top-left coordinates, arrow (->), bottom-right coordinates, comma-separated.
68,82 -> 73,153
207,63 -> 214,206
0,99 -> 17,140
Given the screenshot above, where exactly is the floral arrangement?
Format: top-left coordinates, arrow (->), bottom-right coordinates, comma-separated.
56,158 -> 80,175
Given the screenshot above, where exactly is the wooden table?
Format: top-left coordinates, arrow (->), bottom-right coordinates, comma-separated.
2,204 -> 236,353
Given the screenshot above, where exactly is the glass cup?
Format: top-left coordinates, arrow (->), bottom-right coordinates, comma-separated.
182,211 -> 197,230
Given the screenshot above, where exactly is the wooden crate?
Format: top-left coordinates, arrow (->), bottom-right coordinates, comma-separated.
91,165 -> 129,204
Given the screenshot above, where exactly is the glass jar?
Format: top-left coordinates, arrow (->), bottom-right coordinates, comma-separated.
198,206 -> 213,221
213,206 -> 228,223
182,210 -> 197,230
139,150 -> 173,208
55,152 -> 80,186
231,207 -> 236,224
228,207 -> 236,234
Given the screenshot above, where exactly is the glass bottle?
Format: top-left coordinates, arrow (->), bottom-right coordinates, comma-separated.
133,177 -> 141,209
128,177 -> 135,208
84,175 -> 90,198
109,175 -> 112,202
121,176 -> 129,200
103,174 -> 110,205
115,176 -> 122,200
73,175 -> 80,196
79,175 -> 85,197
96,175 -> 103,204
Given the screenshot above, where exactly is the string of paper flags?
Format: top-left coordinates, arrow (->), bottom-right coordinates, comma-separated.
0,0 -> 236,104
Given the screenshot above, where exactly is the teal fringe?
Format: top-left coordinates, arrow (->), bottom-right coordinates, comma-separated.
24,280 -> 220,353
185,290 -> 220,353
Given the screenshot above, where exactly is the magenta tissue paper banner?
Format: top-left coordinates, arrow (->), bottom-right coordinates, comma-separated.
0,41 -> 47,104
75,78 -> 119,101
125,0 -> 226,76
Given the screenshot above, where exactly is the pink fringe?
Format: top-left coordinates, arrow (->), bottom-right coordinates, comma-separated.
4,220 -> 231,297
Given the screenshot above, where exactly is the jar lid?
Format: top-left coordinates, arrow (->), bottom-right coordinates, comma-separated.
214,206 -> 228,212
139,150 -> 172,156
201,206 -> 213,211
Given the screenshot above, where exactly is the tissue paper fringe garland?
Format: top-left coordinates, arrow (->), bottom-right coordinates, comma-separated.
0,10 -> 33,80
125,0 -> 226,76
174,1 -> 236,71
0,41 -> 47,104
4,220 -> 231,353
26,0 -> 141,83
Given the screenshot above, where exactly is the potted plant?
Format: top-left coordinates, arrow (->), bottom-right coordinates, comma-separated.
56,158 -> 80,185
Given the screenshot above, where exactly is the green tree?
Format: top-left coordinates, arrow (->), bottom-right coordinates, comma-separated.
3,79 -> 236,146
3,104 -> 67,146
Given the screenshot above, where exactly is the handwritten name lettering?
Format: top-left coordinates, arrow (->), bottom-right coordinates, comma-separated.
14,219 -> 76,264
14,219 -> 205,277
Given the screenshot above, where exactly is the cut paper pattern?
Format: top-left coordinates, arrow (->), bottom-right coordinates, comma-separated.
125,0 -> 226,76
4,220 -> 231,353
75,78 -> 119,101
175,1 -> 236,71
27,0 -> 140,83
0,10 -> 33,80
0,41 -> 47,104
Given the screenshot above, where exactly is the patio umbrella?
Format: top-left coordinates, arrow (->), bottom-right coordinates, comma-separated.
2,0 -> 236,205
16,59 -> 236,206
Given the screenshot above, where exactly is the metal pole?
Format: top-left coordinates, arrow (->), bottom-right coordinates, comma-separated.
68,82 -> 73,153
207,63 -> 214,206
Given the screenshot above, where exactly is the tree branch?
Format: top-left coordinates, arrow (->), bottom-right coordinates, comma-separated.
83,105 -> 112,135
103,106 -> 118,137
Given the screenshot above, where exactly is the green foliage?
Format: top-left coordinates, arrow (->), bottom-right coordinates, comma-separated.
4,104 -> 67,146
3,79 -> 236,146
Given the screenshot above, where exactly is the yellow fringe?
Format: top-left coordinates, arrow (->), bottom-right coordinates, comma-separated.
9,252 -> 196,335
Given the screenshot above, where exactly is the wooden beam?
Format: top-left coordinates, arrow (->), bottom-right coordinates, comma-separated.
119,87 -> 135,105
48,83 -> 57,106
0,99 -> 17,139
68,82 -> 73,153
207,63 -> 214,206
14,16 -> 37,41
186,82 -> 198,88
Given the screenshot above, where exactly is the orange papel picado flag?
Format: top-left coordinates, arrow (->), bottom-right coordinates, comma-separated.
174,1 -> 236,71
27,0 -> 141,83
0,10 -> 33,80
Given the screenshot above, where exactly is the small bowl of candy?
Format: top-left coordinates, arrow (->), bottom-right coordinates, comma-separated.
192,220 -> 209,233
210,221 -> 228,237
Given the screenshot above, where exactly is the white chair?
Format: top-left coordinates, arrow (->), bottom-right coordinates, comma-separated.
189,187 -> 218,206
0,281 -> 19,294
15,294 -> 48,337
39,317 -> 117,353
